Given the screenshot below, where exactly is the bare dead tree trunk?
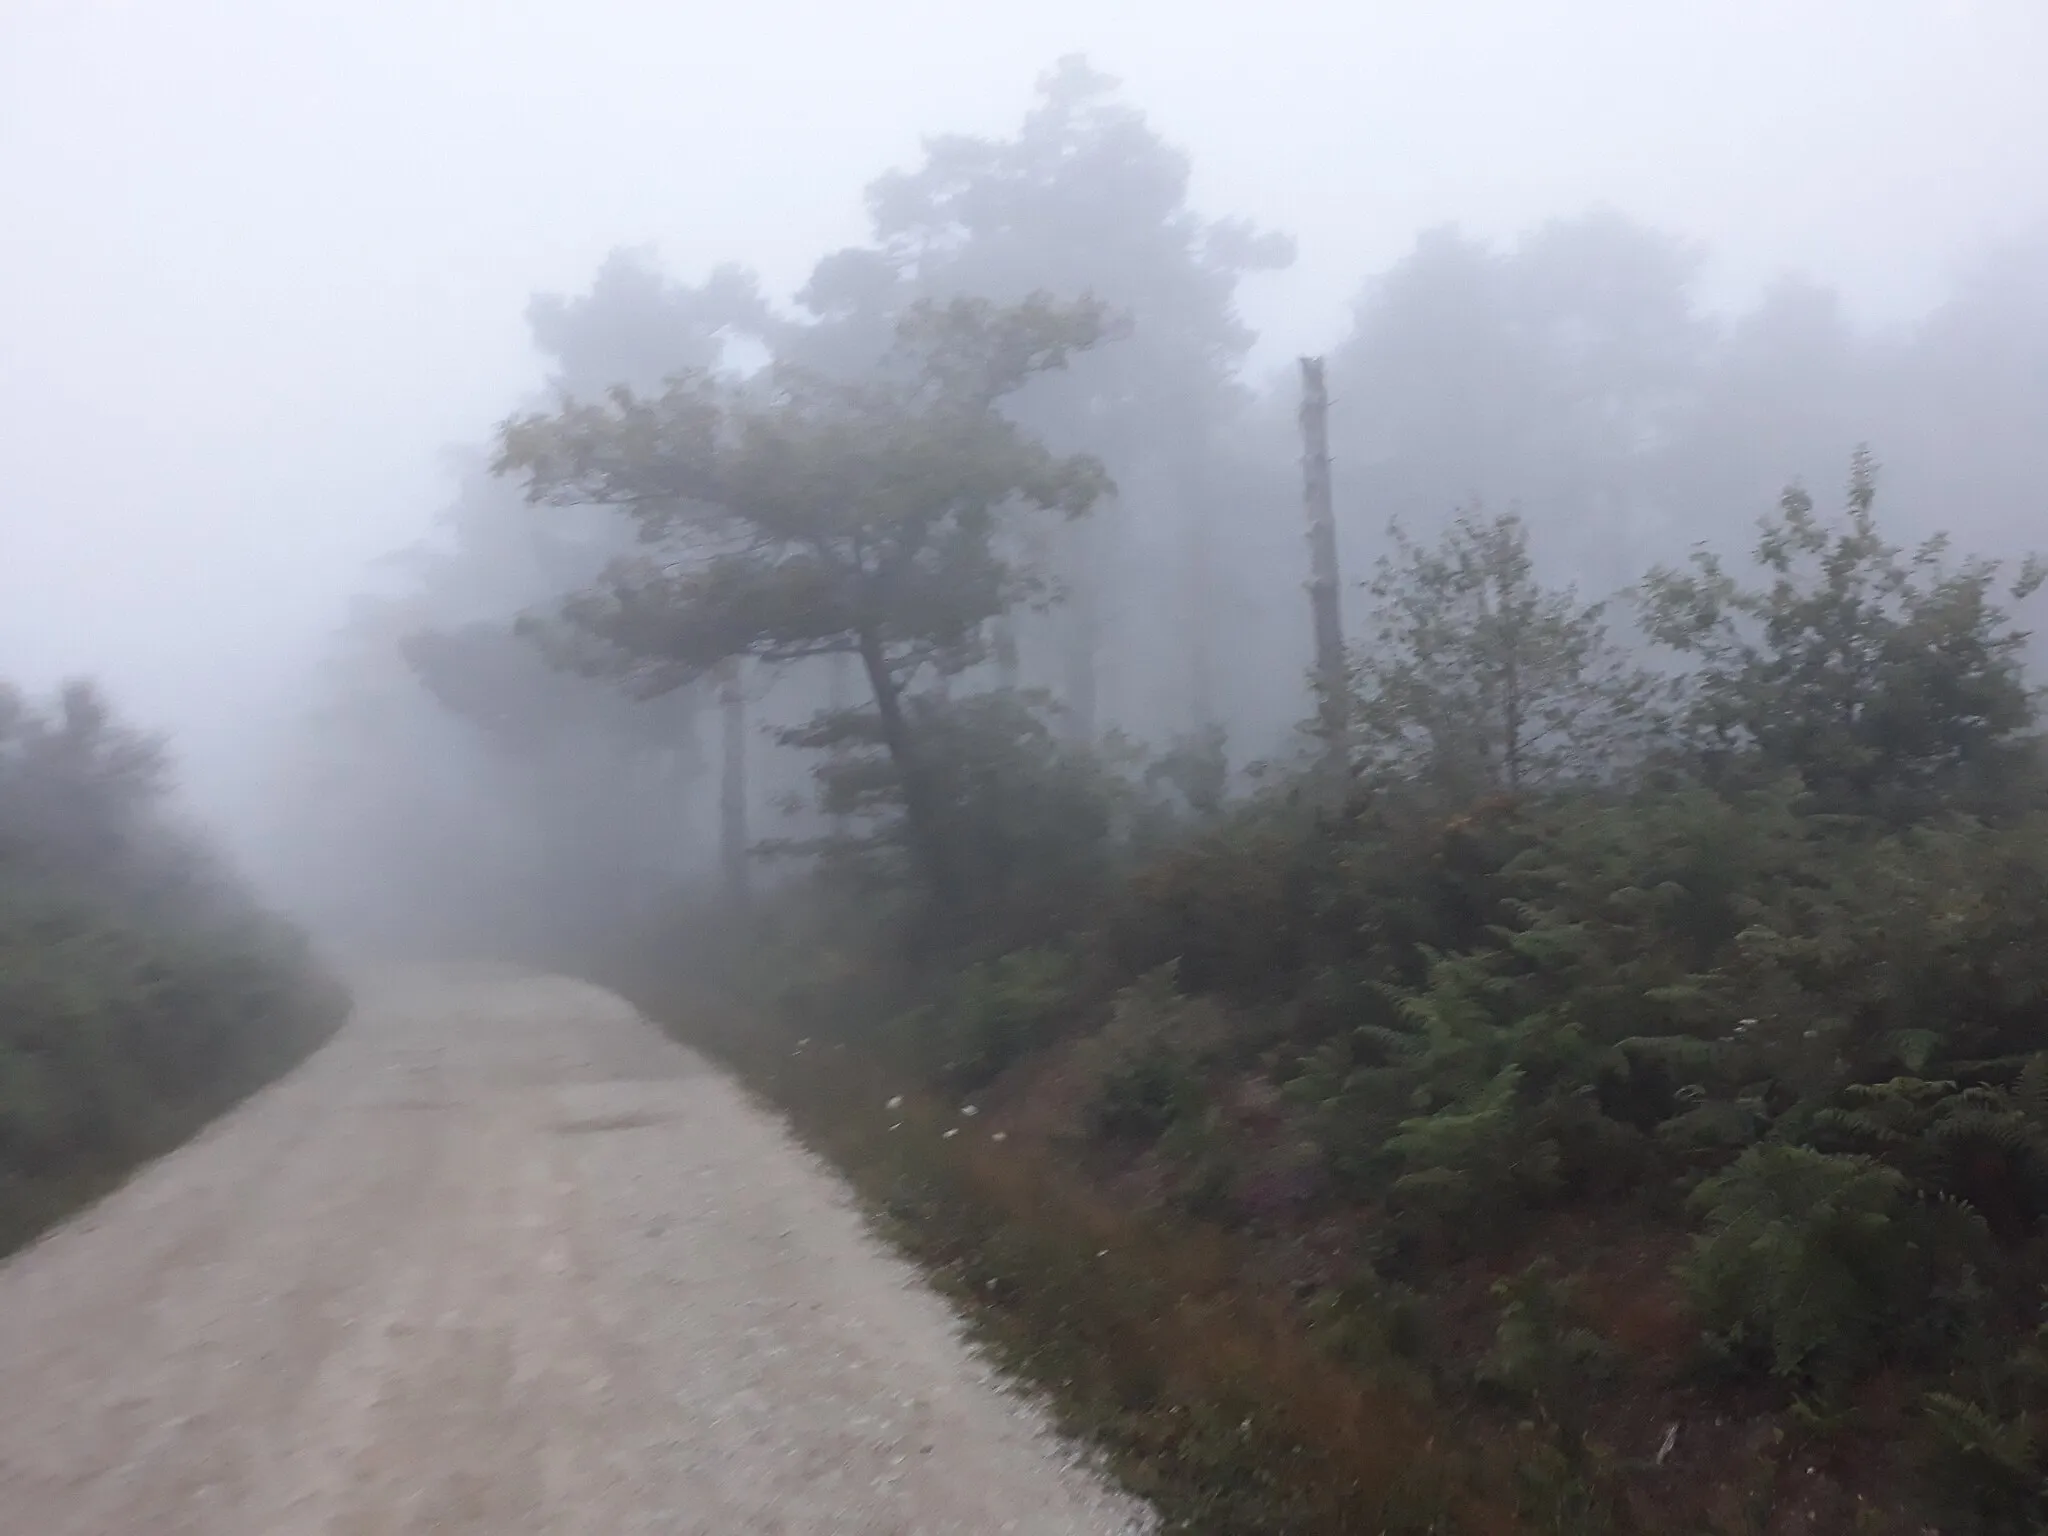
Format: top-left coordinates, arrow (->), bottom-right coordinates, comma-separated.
717,658 -> 749,906
1299,358 -> 1349,797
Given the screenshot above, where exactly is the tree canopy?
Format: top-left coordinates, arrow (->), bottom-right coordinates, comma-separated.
495,294 -> 1113,902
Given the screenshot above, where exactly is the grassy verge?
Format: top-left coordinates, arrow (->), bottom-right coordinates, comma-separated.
603,956 -> 1521,1536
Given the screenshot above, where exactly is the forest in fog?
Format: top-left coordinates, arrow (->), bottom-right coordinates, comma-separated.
217,68 -> 2048,1526
9,22 -> 2048,1527
259,60 -> 2048,966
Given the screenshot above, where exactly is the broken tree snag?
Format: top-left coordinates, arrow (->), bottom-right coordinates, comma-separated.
1298,357 -> 1349,795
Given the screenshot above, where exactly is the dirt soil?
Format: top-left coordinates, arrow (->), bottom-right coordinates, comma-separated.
0,964 -> 1152,1535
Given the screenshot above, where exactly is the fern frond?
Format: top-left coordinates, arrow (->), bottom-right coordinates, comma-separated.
2020,1054 -> 2048,1127
1923,1391 -> 2038,1478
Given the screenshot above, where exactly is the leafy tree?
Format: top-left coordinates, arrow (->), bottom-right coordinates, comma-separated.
401,621 -> 689,759
1328,213 -> 1710,594
1883,229 -> 2048,569
0,680 -> 166,890
495,295 -> 1112,906
778,689 -> 1131,931
1665,276 -> 1869,532
800,56 -> 1295,741
0,679 -> 344,1249
1350,509 -> 1659,800
1642,451 -> 2045,818
526,247 -> 773,398
268,249 -> 780,946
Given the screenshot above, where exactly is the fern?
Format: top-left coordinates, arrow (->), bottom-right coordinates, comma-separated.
1478,1261 -> 1615,1434
1814,1062 -> 2048,1238
1387,1064 -> 1562,1228
1921,1391 -> 2048,1532
2018,1055 -> 2048,1126
1684,1144 -> 1970,1390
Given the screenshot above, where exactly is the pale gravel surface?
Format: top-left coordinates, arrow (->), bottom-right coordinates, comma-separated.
0,964 -> 1153,1535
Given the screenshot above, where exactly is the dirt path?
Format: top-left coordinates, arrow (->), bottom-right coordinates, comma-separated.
0,966 -> 1150,1535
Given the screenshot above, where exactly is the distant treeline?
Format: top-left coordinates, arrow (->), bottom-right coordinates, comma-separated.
271,57 -> 2048,954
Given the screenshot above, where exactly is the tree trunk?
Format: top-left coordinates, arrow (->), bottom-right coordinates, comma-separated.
717,658 -> 749,907
1298,358 -> 1349,798
855,628 -> 958,906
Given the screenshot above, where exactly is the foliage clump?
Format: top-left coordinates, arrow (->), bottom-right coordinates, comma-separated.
493,185 -> 2048,1526
0,681 -> 345,1250
1683,1144 -> 1982,1389
657,463 -> 2048,1525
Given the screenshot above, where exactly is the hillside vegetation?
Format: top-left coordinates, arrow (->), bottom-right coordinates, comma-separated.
285,61 -> 2048,1536
0,680 -> 347,1252
609,471 -> 2048,1534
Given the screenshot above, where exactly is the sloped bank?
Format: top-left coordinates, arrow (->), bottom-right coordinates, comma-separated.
596,936 -> 1519,1536
0,891 -> 349,1256
0,680 -> 350,1256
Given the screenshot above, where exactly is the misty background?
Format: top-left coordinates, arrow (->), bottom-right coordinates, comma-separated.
4,0 -> 2046,940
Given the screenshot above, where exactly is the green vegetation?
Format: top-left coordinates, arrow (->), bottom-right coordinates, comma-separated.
497,294 -> 1112,915
586,464 -> 2048,1532
0,680 -> 347,1253
340,60 -> 2048,1534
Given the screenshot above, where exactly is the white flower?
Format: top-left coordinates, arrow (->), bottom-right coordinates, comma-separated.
942,1128 -> 959,1139
886,1095 -> 904,1111
961,1105 -> 979,1117
991,1131 -> 1007,1143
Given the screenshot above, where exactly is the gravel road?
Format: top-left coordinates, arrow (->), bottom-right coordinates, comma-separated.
0,965 -> 1151,1534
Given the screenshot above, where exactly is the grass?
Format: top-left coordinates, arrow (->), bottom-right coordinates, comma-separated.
605,959 -> 1523,1535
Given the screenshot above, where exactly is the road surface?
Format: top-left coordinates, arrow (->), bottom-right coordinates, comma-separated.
0,966 -> 1150,1535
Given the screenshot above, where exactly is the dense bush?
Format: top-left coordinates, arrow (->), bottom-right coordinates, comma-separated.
0,680 -> 347,1249
1682,1143 -> 1984,1389
891,945 -> 1078,1089
1058,479 -> 2048,1514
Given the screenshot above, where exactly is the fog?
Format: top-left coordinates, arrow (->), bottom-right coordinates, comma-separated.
3,0 -> 2046,943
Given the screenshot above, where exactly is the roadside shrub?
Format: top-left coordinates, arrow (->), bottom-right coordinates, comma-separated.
893,945 -> 1078,1089
1077,965 -> 1227,1143
1107,812 -> 1313,997
1683,1143 -> 1986,1391
1478,1261 -> 1616,1434
0,681 -> 348,1250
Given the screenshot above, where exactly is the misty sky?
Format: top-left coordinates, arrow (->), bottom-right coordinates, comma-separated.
3,0 -> 2045,827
